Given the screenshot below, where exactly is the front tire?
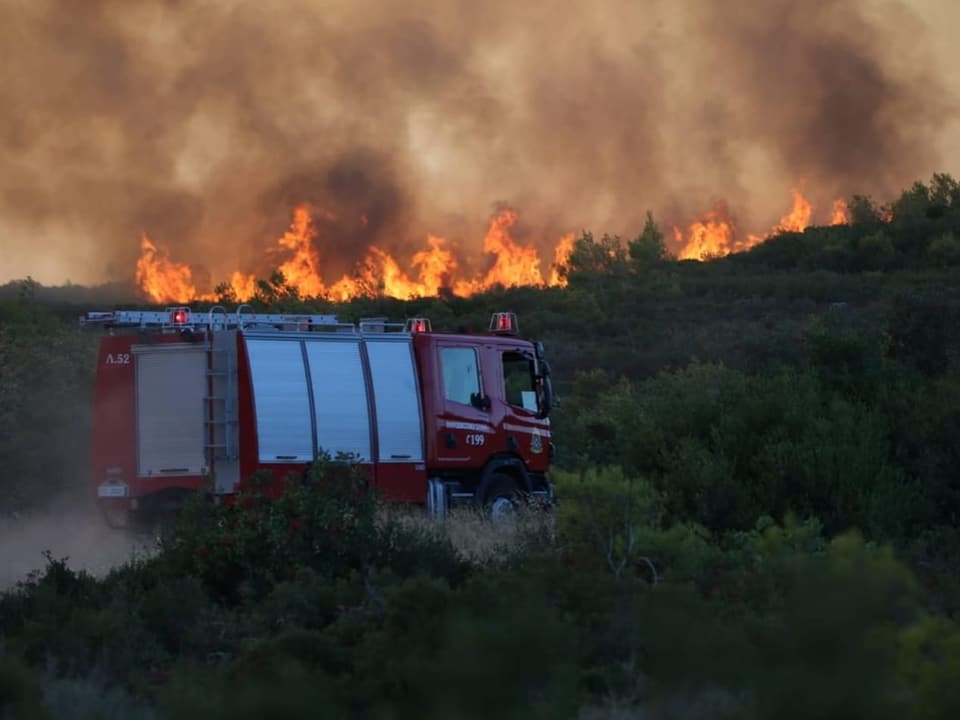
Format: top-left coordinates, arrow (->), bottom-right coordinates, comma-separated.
481,473 -> 523,522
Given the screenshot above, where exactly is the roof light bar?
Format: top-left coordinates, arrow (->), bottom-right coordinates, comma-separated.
489,312 -> 519,336
405,317 -> 432,333
168,306 -> 191,325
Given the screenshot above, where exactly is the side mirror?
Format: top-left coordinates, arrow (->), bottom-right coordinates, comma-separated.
536,375 -> 553,419
470,392 -> 491,411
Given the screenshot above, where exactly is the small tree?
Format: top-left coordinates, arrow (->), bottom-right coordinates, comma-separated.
628,211 -> 670,269
928,172 -> 960,209
890,181 -> 933,223
847,194 -> 883,225
555,466 -> 662,583
564,231 -> 629,281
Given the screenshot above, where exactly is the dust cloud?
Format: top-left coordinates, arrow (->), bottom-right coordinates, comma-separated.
0,496 -> 153,590
0,0 -> 956,288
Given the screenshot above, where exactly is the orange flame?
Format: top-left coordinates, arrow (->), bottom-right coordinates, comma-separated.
548,233 -> 575,287
226,271 -> 258,302
346,234 -> 460,301
675,202 -> 740,261
134,186 -> 856,302
274,205 -> 326,298
478,209 -> 545,288
408,235 -> 457,297
676,189 -> 847,261
135,205 -> 573,303
775,189 -> 812,233
830,198 -> 849,225
135,233 -> 206,304
454,209 -> 547,295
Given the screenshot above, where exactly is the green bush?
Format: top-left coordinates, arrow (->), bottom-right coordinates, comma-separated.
0,653 -> 52,720
0,299 -> 98,509
553,466 -> 665,581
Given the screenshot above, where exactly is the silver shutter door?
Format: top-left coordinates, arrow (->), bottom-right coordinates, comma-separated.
365,339 -> 424,462
305,338 -> 371,462
136,348 -> 207,476
245,338 -> 314,462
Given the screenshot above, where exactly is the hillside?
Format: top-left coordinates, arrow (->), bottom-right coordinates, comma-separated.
1,174 -> 960,717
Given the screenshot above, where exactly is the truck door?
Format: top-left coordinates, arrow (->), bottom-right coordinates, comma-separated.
494,347 -> 550,470
133,344 -> 208,478
434,343 -> 495,466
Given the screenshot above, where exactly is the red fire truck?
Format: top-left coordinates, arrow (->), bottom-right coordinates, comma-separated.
80,305 -> 555,528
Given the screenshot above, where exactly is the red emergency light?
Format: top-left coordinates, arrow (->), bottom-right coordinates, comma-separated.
169,307 -> 191,325
405,317 -> 432,333
489,312 -> 519,336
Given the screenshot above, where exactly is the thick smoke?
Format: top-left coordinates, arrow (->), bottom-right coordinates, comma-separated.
0,0 -> 955,288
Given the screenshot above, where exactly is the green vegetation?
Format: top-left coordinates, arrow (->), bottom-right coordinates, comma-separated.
0,279 -> 98,510
2,173 -> 960,716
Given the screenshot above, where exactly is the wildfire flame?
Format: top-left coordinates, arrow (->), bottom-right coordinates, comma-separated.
135,206 -> 575,304
674,202 -> 742,262
549,233 -> 576,287
830,198 -> 850,225
676,189 -> 849,261
135,234 -> 204,304
775,189 -> 812,233
135,187 -> 856,303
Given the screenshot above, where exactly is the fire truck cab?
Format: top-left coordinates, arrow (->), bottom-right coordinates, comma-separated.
81,305 -> 555,527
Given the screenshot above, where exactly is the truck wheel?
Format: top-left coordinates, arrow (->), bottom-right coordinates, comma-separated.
482,474 -> 522,522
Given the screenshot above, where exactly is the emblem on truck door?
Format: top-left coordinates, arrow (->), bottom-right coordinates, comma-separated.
530,428 -> 543,454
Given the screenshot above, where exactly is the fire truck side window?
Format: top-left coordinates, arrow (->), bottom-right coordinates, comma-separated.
502,351 -> 537,411
441,347 -> 481,406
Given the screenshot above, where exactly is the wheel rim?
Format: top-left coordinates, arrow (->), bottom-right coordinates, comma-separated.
490,496 -> 516,521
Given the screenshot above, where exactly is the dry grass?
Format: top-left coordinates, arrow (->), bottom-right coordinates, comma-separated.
380,504 -> 557,564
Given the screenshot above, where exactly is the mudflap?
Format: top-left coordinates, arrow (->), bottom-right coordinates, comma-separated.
98,492 -> 186,538
98,498 -> 133,531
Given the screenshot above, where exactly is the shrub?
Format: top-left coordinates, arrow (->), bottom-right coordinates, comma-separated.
0,654 -> 52,720
156,462 -> 383,603
553,466 -> 664,581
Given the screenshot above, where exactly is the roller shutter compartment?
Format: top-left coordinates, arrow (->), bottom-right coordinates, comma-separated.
135,346 -> 207,477
245,338 -> 314,463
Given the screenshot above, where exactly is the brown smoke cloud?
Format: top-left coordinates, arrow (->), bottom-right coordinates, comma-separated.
0,0 -> 956,288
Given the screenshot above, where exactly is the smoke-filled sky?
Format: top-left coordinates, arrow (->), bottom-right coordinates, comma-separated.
1,0 -> 958,287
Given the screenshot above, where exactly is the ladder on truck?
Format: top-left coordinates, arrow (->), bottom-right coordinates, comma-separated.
79,304 -> 346,333
204,338 -> 234,477
79,305 -> 420,336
